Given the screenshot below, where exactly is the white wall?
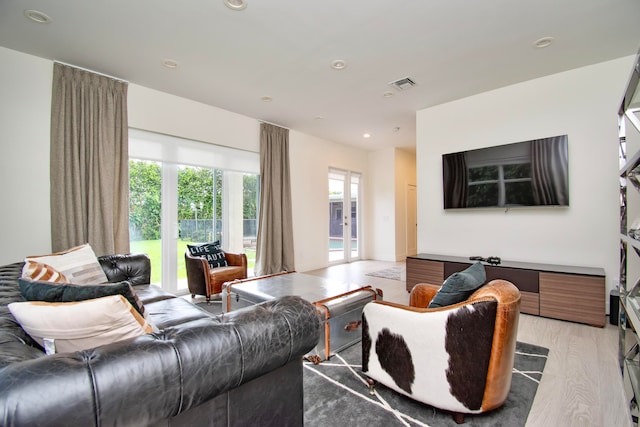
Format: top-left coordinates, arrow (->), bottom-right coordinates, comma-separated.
416,56 -> 635,311
289,130 -> 369,271
366,148 -> 397,261
394,149 -> 417,260
365,148 -> 417,262
128,85 -> 259,153
0,47 -> 52,264
0,46 -> 374,271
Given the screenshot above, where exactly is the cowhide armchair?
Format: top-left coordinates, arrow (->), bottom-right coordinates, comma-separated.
362,279 -> 521,424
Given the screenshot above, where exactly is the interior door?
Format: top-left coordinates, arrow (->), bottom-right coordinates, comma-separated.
406,184 -> 417,256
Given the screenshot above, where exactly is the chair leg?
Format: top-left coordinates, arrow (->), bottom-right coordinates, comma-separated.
191,294 -> 195,299
206,295 -> 211,305
452,412 -> 465,424
366,378 -> 376,396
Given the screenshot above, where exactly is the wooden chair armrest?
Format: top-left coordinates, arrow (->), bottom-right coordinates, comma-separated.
409,283 -> 441,308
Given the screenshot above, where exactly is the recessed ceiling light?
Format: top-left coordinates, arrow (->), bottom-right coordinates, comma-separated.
260,96 -> 273,102
331,59 -> 347,70
314,116 -> 324,120
224,0 -> 247,11
533,37 -> 554,49
24,9 -> 52,24
162,59 -> 179,69
383,91 -> 395,98
363,133 -> 371,138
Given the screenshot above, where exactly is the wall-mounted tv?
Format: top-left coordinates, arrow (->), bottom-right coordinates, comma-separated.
442,135 -> 569,210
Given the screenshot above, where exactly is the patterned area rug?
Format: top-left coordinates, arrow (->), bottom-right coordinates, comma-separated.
304,341 -> 548,426
365,266 -> 406,281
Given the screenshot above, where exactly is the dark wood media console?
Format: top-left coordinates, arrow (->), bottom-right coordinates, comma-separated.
406,254 -> 606,327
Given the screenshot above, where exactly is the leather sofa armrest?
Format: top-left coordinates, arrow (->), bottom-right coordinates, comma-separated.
409,283 -> 440,308
98,253 -> 151,285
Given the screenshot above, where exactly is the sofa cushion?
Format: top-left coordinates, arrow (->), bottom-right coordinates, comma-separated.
8,295 -> 155,354
22,244 -> 108,285
132,284 -> 177,305
143,297 -> 213,329
428,262 -> 486,308
188,241 -> 228,268
18,278 -> 146,317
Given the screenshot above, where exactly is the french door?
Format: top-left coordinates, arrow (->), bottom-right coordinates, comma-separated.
329,169 -> 361,264
128,129 -> 260,293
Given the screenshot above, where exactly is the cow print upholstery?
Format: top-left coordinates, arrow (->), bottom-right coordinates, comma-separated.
362,279 -> 520,417
375,328 -> 415,394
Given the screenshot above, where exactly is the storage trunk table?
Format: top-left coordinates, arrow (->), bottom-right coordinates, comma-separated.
222,272 -> 383,362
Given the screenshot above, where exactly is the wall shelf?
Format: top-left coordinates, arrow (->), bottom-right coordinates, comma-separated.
618,48 -> 640,426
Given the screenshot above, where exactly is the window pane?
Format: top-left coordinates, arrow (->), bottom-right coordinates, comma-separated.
243,173 -> 259,273
505,181 -> 534,205
129,159 -> 162,285
350,176 -> 359,259
468,183 -> 499,207
504,163 -> 531,179
177,166 -> 221,290
469,166 -> 498,182
329,176 -> 344,262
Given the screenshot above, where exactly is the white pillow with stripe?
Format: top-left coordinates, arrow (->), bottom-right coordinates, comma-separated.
8,295 -> 155,354
22,244 -> 108,285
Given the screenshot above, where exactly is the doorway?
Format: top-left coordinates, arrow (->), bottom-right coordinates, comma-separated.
329,169 -> 361,264
406,184 -> 417,256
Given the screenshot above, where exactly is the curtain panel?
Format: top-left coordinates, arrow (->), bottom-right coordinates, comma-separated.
443,152 -> 468,209
530,136 -> 569,206
50,63 -> 130,256
255,123 -> 295,275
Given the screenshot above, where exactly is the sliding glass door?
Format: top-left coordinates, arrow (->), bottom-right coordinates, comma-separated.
128,129 -> 259,293
329,169 -> 361,264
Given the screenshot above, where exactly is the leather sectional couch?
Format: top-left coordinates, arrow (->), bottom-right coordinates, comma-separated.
0,253 -> 320,426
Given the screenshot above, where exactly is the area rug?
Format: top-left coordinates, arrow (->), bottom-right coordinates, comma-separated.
365,266 -> 406,281
303,341 -> 548,427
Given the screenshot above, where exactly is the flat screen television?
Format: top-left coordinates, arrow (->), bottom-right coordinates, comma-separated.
442,135 -> 569,210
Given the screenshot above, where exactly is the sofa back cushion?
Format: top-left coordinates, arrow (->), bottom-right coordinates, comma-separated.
19,278 -> 146,317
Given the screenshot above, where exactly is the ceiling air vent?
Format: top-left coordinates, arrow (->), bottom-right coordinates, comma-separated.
388,77 -> 417,91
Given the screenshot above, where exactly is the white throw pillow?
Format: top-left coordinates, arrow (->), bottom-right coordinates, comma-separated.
22,244 -> 108,284
8,295 -> 155,354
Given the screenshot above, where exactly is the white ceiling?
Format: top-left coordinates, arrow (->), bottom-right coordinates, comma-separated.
1,0 -> 639,151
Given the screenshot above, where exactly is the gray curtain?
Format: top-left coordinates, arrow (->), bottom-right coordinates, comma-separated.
443,152 -> 468,208
531,136 -> 569,206
255,123 -> 295,275
50,63 -> 130,256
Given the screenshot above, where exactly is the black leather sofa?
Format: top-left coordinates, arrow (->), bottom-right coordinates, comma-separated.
0,254 -> 320,426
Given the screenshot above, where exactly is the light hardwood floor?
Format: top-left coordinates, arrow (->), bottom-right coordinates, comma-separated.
305,260 -> 632,427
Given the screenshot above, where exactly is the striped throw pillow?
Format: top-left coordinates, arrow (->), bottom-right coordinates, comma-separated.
22,260 -> 69,283
22,244 -> 109,285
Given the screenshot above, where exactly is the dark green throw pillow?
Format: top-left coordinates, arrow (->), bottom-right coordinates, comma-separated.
187,241 -> 228,268
428,262 -> 487,308
18,278 -> 146,317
